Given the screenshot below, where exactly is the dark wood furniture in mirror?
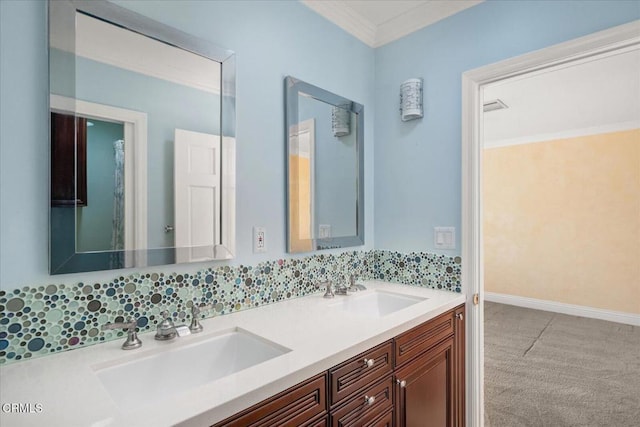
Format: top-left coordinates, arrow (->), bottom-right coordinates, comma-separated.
51,112 -> 86,206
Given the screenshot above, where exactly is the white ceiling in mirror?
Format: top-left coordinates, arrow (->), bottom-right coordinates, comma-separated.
50,12 -> 221,94
483,48 -> 640,148
301,0 -> 483,47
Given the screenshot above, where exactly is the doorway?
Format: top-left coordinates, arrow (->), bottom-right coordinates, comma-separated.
461,20 -> 640,426
50,95 -> 148,265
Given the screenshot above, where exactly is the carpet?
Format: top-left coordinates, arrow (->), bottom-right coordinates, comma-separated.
484,302 -> 640,427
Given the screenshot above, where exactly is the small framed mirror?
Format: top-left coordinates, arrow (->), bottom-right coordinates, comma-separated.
285,76 -> 364,253
49,0 -> 236,274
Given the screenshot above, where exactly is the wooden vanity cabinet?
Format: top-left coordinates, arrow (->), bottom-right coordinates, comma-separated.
394,305 -> 465,427
212,373 -> 327,427
211,304 -> 465,427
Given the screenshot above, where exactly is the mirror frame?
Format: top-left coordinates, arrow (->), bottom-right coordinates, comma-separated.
285,76 -> 365,253
48,0 -> 236,274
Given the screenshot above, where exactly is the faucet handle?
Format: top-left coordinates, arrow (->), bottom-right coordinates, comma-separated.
102,318 -> 142,350
348,274 -> 361,292
190,303 -> 212,333
191,303 -> 212,317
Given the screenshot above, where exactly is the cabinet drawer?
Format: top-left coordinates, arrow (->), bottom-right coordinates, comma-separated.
330,376 -> 393,427
329,341 -> 393,406
395,310 -> 454,367
305,414 -> 329,427
213,373 -> 327,427
365,409 -> 393,427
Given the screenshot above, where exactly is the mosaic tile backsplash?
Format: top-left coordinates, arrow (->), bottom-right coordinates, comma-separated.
0,250 -> 461,365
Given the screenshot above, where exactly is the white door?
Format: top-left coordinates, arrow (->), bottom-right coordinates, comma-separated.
174,129 -> 220,263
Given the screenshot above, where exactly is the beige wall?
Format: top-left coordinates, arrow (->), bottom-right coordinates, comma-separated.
483,129 -> 640,314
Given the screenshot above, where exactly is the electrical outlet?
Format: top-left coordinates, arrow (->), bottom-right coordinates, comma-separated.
253,227 -> 266,253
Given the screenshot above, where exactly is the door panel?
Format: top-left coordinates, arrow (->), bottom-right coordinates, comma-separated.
174,128 -> 220,262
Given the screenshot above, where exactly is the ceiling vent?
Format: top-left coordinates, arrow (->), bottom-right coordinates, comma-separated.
483,99 -> 508,112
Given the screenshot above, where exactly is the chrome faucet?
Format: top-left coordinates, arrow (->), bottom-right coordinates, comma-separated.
334,282 -> 349,295
102,318 -> 142,350
318,280 -> 335,298
189,303 -> 212,333
155,310 -> 177,341
348,274 -> 367,292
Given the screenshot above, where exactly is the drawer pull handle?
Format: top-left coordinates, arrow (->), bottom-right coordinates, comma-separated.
456,312 -> 464,320
364,395 -> 376,405
363,358 -> 375,368
396,379 -> 407,388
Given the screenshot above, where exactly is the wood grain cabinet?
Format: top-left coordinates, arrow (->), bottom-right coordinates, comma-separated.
212,373 -> 327,427
394,306 -> 465,427
329,341 -> 393,407
211,304 -> 465,427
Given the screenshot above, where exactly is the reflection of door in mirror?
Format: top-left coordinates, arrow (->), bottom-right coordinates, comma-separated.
289,119 -> 315,252
76,117 -> 124,253
174,129 -> 221,263
50,95 -> 148,260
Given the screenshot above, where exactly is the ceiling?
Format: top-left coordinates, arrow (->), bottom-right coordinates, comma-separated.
301,0 -> 483,47
483,48 -> 640,148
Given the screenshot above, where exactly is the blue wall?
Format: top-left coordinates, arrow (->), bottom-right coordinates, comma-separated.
0,0 -> 637,291
0,0 -> 374,290
373,0 -> 640,256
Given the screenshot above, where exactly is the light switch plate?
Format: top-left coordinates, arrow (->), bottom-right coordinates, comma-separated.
318,224 -> 332,239
434,227 -> 455,249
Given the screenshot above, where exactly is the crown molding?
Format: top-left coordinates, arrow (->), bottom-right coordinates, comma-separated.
302,0 -> 483,48
375,1 -> 483,47
301,0 -> 376,47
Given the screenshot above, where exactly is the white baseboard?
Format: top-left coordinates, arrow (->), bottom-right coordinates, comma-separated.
484,292 -> 640,326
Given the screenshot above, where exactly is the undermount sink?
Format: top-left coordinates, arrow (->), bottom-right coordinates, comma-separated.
330,290 -> 426,317
95,328 -> 290,410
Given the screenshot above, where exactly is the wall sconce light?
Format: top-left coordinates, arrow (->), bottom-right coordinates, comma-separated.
331,103 -> 351,137
400,78 -> 423,121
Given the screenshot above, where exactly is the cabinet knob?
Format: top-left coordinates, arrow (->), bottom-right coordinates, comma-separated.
456,312 -> 464,320
363,358 -> 375,368
396,379 -> 407,388
364,395 -> 376,405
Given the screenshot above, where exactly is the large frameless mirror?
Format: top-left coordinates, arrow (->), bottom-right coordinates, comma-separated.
49,0 -> 236,274
285,76 -> 364,253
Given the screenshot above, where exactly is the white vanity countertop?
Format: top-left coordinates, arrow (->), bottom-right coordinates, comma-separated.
0,280 -> 465,427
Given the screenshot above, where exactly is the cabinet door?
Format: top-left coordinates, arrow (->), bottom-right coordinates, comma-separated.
395,337 -> 454,427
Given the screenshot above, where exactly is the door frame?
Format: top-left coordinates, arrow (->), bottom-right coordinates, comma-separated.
50,95 -> 148,263
460,20 -> 640,427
